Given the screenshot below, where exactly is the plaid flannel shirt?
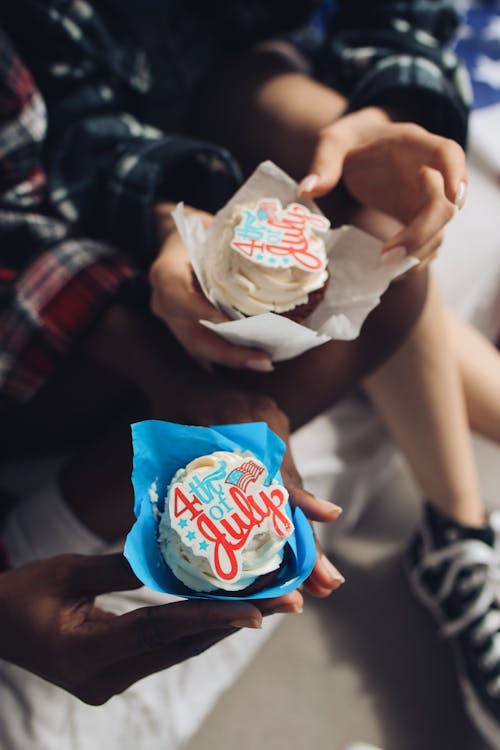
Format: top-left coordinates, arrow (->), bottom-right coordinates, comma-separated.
0,29 -> 136,407
0,0 -> 469,407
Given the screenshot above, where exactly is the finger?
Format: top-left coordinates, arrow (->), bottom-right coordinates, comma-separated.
287,482 -> 342,523
169,290 -> 274,372
382,170 -> 455,256
69,554 -> 143,597
256,591 -> 304,615
83,594 -> 306,702
83,627 -> 237,703
280,445 -> 342,522
412,133 -> 467,207
417,250 -> 439,271
298,131 -> 346,198
388,231 -> 443,277
410,231 -> 444,264
84,598 -> 263,666
189,324 -> 274,372
393,126 -> 467,207
302,531 -> 344,598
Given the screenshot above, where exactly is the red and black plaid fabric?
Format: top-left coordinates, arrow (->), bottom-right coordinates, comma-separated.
0,29 -> 136,407
0,1 -> 470,406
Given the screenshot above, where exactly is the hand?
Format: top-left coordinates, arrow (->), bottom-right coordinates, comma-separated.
189,389 -> 345,597
0,553 -> 302,704
149,207 -> 273,372
300,111 -> 467,267
280,447 -> 345,597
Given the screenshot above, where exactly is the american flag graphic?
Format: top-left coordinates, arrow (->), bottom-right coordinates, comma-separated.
225,460 -> 265,493
454,1 -> 500,109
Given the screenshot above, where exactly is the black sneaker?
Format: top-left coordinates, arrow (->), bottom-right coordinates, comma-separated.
406,502 -> 500,748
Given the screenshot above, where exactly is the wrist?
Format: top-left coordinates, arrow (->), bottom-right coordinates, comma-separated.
153,203 -> 213,247
333,106 -> 392,147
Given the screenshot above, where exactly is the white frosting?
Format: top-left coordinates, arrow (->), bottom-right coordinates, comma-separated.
205,200 -> 329,316
158,450 -> 293,593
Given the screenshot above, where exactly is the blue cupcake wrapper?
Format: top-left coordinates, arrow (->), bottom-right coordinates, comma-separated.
124,420 -> 316,600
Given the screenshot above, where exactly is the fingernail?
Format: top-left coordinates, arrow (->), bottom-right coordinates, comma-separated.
268,603 -> 304,615
455,180 -> 467,210
229,617 -> 262,629
245,358 -> 274,373
320,499 -> 343,515
298,174 -> 319,194
320,554 -> 345,584
330,578 -> 345,592
382,244 -> 407,260
207,314 -> 227,324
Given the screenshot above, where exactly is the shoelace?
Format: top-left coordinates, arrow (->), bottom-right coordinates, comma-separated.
414,511 -> 500,696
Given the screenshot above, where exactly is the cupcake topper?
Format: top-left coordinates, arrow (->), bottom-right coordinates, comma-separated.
230,198 -> 330,272
167,453 -> 293,583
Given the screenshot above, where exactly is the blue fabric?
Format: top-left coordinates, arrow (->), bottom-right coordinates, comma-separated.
454,2 -> 500,109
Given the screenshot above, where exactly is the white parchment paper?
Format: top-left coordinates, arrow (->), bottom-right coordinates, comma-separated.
173,160 -> 417,361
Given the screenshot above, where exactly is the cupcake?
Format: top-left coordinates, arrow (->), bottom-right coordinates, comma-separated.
205,198 -> 330,322
157,449 -> 294,594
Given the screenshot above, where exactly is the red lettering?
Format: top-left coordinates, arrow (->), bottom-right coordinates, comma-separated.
197,514 -> 240,581
173,487 -> 203,520
177,484 -> 294,583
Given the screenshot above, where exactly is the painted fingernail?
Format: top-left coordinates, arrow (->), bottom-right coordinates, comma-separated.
298,174 -> 319,194
382,245 -> 407,260
320,499 -> 343,515
320,554 -> 345,584
245,358 -> 274,373
455,180 -> 467,210
207,314 -> 228,324
229,617 -> 262,629
268,603 -> 304,615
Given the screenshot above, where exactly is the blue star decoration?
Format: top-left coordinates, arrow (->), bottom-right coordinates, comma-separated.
199,540 -> 209,551
179,518 -> 188,528
187,530 -> 196,541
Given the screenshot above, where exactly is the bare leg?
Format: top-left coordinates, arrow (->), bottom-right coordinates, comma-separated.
444,305 -> 500,444
364,275 -> 485,527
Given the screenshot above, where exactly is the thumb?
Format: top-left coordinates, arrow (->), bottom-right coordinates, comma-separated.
298,132 -> 347,199
68,553 -> 142,597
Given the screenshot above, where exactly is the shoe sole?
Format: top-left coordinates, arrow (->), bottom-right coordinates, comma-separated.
405,556 -> 500,749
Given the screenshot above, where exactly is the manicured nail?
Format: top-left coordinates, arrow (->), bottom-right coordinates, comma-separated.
320,554 -> 345,584
207,313 -> 227,323
268,603 -> 304,615
382,244 -> 407,259
455,180 -> 467,210
245,358 -> 274,373
229,617 -> 262,630
320,499 -> 343,515
298,174 -> 319,194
